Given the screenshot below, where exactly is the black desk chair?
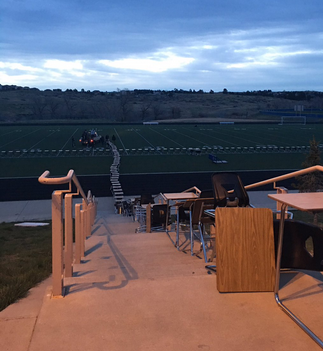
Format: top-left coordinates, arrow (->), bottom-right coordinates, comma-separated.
212,172 -> 250,208
189,196 -> 215,262
205,173 -> 250,269
151,204 -> 171,231
176,200 -> 192,250
186,190 -> 215,262
273,220 -> 323,271
175,190 -> 214,260
140,193 -> 154,205
134,193 -> 155,232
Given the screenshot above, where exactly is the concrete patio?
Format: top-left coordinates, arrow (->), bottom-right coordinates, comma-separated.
0,196 -> 323,351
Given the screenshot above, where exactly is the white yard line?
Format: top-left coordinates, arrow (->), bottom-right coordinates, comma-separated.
133,129 -> 156,147
113,128 -> 128,154
180,126 -> 242,146
56,127 -> 79,156
0,130 -> 19,137
173,127 -> 217,147
27,131 -> 57,151
0,128 -> 43,149
149,128 -> 185,147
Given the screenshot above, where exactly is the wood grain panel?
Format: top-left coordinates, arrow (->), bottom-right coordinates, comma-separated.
215,207 -> 275,292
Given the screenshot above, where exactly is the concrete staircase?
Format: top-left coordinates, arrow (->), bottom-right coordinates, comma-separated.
1,207 -> 323,351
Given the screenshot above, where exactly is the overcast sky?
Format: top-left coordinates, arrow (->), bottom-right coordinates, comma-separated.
1,0 -> 323,92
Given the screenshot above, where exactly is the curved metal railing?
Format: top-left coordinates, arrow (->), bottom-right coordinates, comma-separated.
245,165 -> 323,191
38,169 -> 97,297
39,169 -> 89,205
244,165 -> 323,218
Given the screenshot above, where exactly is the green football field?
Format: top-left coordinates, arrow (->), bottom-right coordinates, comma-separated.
0,123 -> 322,178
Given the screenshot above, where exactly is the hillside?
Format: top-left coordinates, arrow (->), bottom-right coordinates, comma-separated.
0,86 -> 322,123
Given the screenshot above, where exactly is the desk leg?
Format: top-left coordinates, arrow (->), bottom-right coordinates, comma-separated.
190,209 -> 194,256
165,200 -> 169,234
165,200 -> 176,246
274,204 -> 323,348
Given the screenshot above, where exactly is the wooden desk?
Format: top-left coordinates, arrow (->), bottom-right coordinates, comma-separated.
161,192 -> 199,245
268,192 -> 323,212
161,192 -> 199,202
268,192 -> 323,348
214,207 -> 275,292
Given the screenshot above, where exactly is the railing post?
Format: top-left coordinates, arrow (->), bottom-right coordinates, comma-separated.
275,187 -> 289,219
80,208 -> 85,258
38,169 -> 96,297
146,203 -> 151,233
83,199 -> 91,238
92,202 -> 96,225
52,191 -> 64,297
75,203 -> 82,264
86,205 -> 91,238
89,206 -> 92,236
89,201 -> 96,226
64,194 -> 74,277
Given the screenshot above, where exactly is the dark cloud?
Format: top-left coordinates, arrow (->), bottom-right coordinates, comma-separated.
1,0 -> 323,91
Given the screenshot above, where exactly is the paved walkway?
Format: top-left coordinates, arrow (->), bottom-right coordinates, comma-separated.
0,196 -> 323,351
0,191 -> 281,224
0,197 -> 114,223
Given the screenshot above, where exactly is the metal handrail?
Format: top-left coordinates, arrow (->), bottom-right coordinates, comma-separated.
245,165 -> 323,191
38,169 -> 97,297
38,169 -> 88,205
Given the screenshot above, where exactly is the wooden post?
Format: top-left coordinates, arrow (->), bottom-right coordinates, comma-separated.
80,209 -> 85,258
83,199 -> 90,238
64,194 -> 73,277
75,203 -> 82,264
52,191 -> 64,297
86,204 -> 91,238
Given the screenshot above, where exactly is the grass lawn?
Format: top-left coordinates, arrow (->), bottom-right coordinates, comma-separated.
0,222 -> 52,311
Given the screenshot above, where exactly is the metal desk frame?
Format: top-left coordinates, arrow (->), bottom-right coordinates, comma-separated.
161,192 -> 199,246
268,192 -> 323,348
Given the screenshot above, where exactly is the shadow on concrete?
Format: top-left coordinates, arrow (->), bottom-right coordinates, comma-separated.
107,235 -> 138,281
281,271 -> 323,302
64,234 -> 138,296
72,270 -> 96,277
85,242 -> 103,256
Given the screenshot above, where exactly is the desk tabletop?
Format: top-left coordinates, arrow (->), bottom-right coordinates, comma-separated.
268,192 -> 323,212
162,192 -> 199,201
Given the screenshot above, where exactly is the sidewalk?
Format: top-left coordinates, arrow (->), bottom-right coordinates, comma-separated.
0,197 -> 116,223
1,195 -> 322,351
0,191 -> 280,224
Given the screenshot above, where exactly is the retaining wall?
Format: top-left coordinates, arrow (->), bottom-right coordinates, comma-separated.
0,169 -> 297,201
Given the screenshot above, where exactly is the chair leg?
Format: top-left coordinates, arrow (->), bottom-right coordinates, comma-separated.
176,210 -> 180,250
199,224 -> 209,263
190,212 -> 194,256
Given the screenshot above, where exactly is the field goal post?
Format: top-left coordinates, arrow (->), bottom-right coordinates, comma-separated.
279,115 -> 307,125
279,105 -> 306,125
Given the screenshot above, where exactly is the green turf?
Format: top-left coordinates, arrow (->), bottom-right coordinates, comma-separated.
0,123 -> 321,177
